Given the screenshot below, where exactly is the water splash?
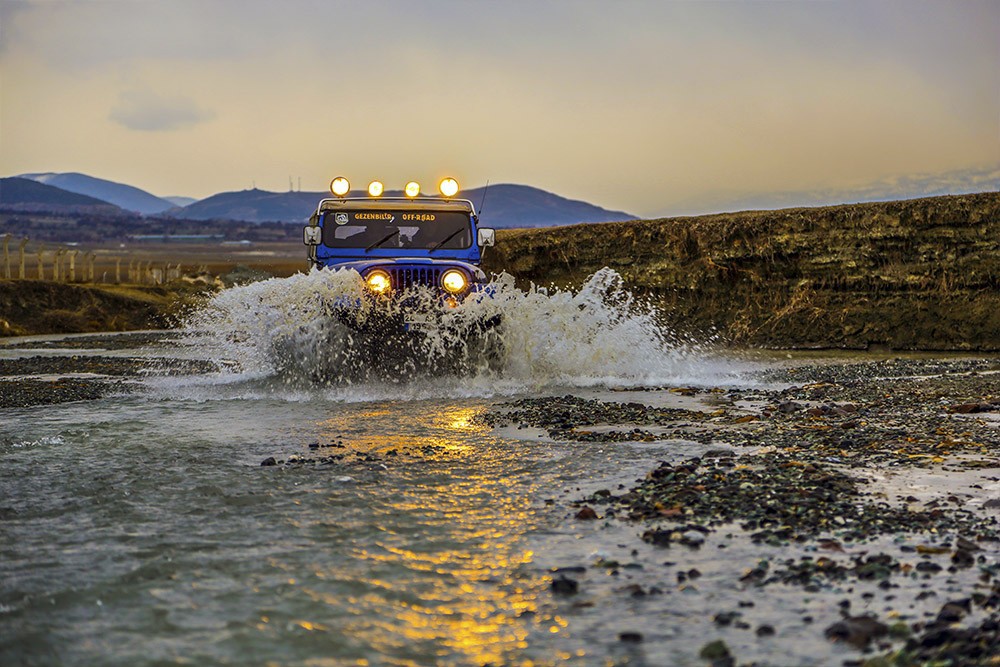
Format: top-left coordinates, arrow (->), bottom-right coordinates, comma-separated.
180,267 -> 747,395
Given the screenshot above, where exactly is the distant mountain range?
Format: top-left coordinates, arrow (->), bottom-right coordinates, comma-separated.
162,196 -> 197,208
0,177 -> 123,214
18,172 -> 177,215
465,184 -> 636,228
3,172 -> 636,228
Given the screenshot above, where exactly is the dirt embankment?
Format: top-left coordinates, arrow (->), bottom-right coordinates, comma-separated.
0,281 -> 206,337
483,192 -> 1000,350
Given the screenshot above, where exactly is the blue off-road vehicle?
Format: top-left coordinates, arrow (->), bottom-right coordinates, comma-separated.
303,176 -> 501,373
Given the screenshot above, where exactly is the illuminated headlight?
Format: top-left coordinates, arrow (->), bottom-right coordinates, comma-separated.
368,180 -> 384,197
438,177 -> 459,198
441,269 -> 468,294
331,176 -> 350,197
365,269 -> 391,294
404,181 -> 421,198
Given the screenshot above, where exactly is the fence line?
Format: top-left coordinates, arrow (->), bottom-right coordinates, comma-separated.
1,234 -> 210,285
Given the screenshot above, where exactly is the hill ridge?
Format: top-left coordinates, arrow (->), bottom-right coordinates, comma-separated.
483,191 -> 1000,350
0,177 -> 123,213
18,172 -> 176,215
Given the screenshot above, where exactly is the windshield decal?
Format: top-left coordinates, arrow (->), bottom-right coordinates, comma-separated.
322,210 -> 472,250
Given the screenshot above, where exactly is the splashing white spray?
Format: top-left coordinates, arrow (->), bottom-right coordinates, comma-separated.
181,267 -> 746,395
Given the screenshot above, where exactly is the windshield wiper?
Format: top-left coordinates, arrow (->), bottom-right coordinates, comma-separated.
366,229 -> 399,252
429,227 -> 466,253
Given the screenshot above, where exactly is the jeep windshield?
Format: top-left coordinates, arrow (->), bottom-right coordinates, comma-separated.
322,210 -> 472,251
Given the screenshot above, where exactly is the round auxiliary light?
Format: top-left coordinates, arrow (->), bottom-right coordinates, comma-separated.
330,176 -> 350,197
438,177 -> 459,198
365,269 -> 391,294
404,181 -> 421,198
441,269 -> 468,294
368,180 -> 384,197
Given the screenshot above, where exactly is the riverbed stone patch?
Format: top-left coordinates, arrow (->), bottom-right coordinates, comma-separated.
484,357 -> 1000,666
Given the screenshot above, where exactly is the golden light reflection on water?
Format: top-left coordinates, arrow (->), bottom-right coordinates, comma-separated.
308,403 -> 547,665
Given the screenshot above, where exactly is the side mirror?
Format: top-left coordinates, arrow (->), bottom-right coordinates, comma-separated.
477,228 -> 496,247
303,226 -> 322,246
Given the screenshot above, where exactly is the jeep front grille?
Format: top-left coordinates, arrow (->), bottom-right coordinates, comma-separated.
388,267 -> 444,291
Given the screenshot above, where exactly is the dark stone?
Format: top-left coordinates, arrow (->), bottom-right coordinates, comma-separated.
714,611 -> 741,627
756,624 -> 776,637
937,604 -> 964,623
698,639 -> 732,661
642,528 -> 673,547
824,615 -> 888,649
575,506 -> 599,520
955,536 -> 980,551
936,599 -> 970,623
551,575 -> 578,595
702,449 -> 735,458
260,457 -> 276,466
619,632 -> 643,643
622,584 -> 646,597
951,549 -> 975,568
919,627 -> 958,649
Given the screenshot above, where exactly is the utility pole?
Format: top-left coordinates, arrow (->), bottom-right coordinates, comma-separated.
115,258 -> 121,284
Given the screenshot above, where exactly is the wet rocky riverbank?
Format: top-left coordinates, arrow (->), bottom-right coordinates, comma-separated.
483,357 -> 1000,665
3,332 -> 999,665
0,331 -> 221,408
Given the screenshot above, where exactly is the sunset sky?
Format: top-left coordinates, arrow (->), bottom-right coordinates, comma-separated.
1,0 -> 997,217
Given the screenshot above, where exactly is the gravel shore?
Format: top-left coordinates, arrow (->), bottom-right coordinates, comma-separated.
484,357 -> 1000,666
0,331 -> 220,408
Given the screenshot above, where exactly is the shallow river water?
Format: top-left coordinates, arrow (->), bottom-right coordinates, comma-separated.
2,270 -> 996,666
